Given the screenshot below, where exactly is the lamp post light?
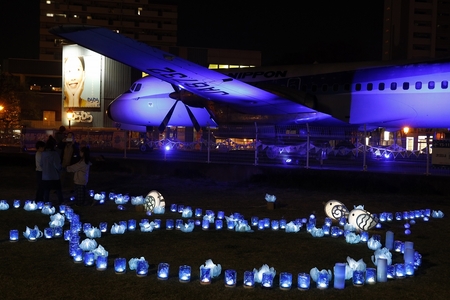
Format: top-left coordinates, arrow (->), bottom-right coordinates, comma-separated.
402,126 -> 410,150
67,108 -> 74,129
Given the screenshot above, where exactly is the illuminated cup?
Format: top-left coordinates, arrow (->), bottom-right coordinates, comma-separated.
366,268 -> 376,284
261,272 -> 274,289
297,273 -> 311,290
73,248 -> 84,263
157,263 -> 170,280
136,260 -> 149,277
243,271 -> 255,288
215,219 -> 223,230
44,227 -> 54,239
317,272 -> 330,289
279,272 -> 292,290
352,270 -> 365,286
224,269 -> 237,287
200,267 -> 211,284
179,265 -> 191,283
96,255 -> 108,271
9,229 -> 19,242
83,252 -> 95,267
114,258 -> 127,274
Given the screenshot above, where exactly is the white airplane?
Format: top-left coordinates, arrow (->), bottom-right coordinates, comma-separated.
50,25 -> 450,134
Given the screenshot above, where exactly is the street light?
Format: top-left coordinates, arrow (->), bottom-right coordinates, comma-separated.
67,108 -> 74,129
402,126 -> 410,150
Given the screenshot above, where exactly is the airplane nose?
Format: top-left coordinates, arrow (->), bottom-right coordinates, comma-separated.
106,102 -> 115,121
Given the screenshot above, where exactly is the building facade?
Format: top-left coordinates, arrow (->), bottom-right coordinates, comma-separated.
383,0 -> 450,60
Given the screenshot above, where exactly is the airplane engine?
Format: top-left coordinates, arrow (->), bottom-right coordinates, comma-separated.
106,76 -> 218,132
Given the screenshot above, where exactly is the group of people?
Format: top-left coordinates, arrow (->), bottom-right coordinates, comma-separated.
35,126 -> 92,207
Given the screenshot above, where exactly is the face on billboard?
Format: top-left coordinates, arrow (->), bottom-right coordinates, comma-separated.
64,56 -> 86,107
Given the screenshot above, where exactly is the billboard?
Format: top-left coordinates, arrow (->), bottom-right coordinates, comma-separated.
62,45 -> 102,109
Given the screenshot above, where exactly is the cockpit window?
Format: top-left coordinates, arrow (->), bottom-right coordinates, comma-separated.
135,83 -> 142,92
130,83 -> 136,91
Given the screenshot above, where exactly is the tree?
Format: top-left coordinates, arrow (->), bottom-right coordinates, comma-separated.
0,72 -> 26,136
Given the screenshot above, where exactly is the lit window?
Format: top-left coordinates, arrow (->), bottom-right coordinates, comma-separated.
219,65 -> 229,69
428,81 -> 435,89
138,7 -> 143,15
229,65 -> 239,68
208,64 -> 218,69
441,80 -> 448,89
46,0 -> 51,4
46,13 -> 54,17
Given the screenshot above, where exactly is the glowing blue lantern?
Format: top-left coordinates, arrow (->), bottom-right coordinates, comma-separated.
394,240 -> 404,253
297,273 -> 311,290
0,200 -> 10,210
258,220 -> 265,230
195,208 -> 202,217
251,216 -> 259,226
96,255 -> 108,271
215,219 -> 223,230
395,263 -> 406,278
64,230 -> 71,241
9,229 -> 19,242
200,267 -> 212,284
217,211 -> 225,219
166,219 -> 174,230
224,269 -> 237,287
405,262 -> 415,276
127,219 -> 136,231
279,272 -> 292,290
37,201 -> 44,209
395,212 -> 402,220
13,200 -> 20,208
360,231 -> 369,242
84,252 -> 95,267
152,219 -> 160,229
317,272 -> 330,289
44,227 -> 54,239
202,219 -> 209,230
339,217 -> 346,226
386,213 -> 393,221
261,272 -> 274,288
227,220 -> 235,230
271,220 -> 279,231
170,204 -> 177,212
366,268 -> 376,284
157,263 -> 170,280
379,212 -> 387,222
73,248 -> 84,263
175,219 -> 183,230
179,265 -> 191,282
322,224 -> 330,235
177,205 -> 184,213
263,218 -> 270,228
387,265 -> 396,279
114,258 -> 127,274
244,271 -> 255,288
99,222 -> 108,233
333,263 -> 346,289
331,226 -> 340,237
136,260 -> 149,277
352,270 -> 364,286
279,218 -> 287,229
83,223 -> 92,232
89,190 -> 94,197
414,251 -> 422,269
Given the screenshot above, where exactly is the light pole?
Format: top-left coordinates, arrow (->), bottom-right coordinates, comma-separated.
67,108 -> 74,129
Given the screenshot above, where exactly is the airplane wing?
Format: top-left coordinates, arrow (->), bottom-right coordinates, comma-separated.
50,25 -> 317,116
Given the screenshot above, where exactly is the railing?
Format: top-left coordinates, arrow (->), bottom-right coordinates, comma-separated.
1,128 -> 448,177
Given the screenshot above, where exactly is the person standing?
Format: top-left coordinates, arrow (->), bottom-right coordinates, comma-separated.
55,125 -> 66,158
66,146 -> 92,206
34,140 -> 46,202
61,131 -> 80,191
40,136 -> 64,205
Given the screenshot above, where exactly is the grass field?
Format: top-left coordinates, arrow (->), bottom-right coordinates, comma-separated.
0,153 -> 449,300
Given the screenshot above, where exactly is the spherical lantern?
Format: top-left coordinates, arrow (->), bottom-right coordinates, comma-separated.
143,190 -> 165,212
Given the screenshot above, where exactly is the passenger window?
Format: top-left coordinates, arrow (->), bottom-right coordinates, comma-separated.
415,81 -> 422,90
344,83 -> 350,91
332,84 -> 339,92
355,83 -> 361,91
130,83 -> 136,91
403,82 -> 409,90
428,81 -> 435,89
442,81 -> 448,89
367,83 -> 373,91
311,85 -> 317,92
378,83 -> 385,90
390,82 -> 397,90
322,84 -> 328,92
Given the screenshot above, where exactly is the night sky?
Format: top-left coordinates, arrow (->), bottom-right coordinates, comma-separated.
0,1 -> 384,66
